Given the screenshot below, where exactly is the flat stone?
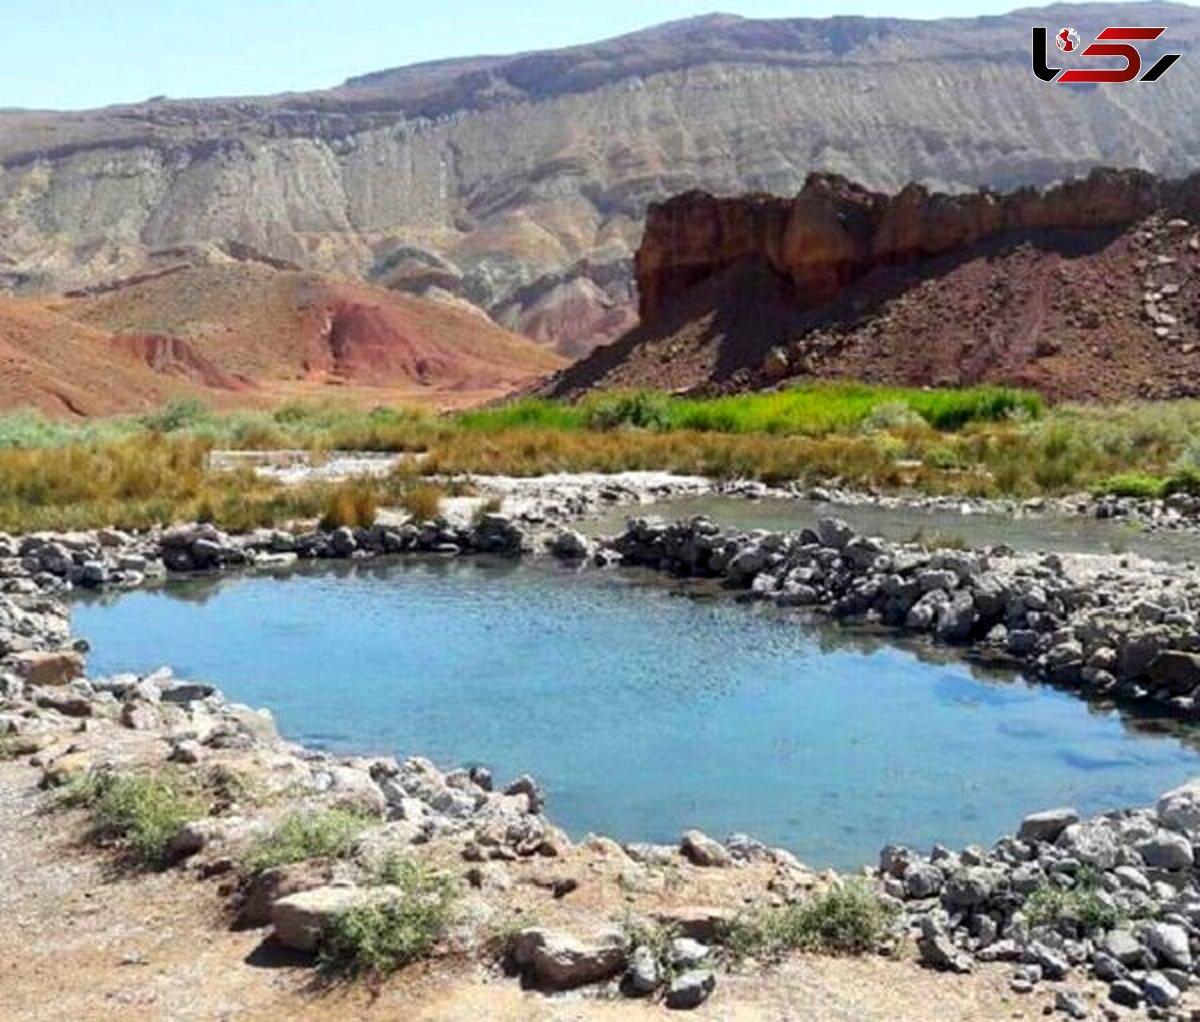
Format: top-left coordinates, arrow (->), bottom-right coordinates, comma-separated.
669,937 -> 710,968
271,885 -> 369,953
1109,979 -> 1143,1008
1103,929 -> 1147,967
1137,830 -> 1194,871
626,945 -> 660,995
1018,808 -> 1079,844
239,859 -> 336,928
652,906 -> 736,943
1144,971 -> 1181,1008
1146,921 -> 1192,969
513,927 -> 627,990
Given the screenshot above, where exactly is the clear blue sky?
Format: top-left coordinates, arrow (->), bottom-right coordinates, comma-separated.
0,0 -> 1188,111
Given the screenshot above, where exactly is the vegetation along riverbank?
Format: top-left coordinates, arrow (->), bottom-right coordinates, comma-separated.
4,384 -> 1200,533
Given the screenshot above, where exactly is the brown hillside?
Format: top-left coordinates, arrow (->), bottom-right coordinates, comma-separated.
58,264 -> 564,399
0,299 -> 246,417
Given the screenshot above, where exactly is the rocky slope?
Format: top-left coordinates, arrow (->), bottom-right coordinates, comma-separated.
3,3 -> 1200,355
546,169 -> 1200,401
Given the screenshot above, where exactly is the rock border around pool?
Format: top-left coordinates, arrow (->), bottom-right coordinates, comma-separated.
5,490 -> 1200,1014
6,613 -> 1200,1017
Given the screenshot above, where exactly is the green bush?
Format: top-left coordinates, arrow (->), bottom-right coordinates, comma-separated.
1165,467 -> 1200,498
65,772 -> 202,867
242,809 -> 370,875
1024,874 -> 1123,933
583,389 -> 673,431
141,398 -> 212,433
320,858 -> 458,977
722,881 -> 897,960
1096,473 -> 1167,500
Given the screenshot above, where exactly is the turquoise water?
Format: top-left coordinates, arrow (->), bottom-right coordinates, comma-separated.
72,559 -> 1200,870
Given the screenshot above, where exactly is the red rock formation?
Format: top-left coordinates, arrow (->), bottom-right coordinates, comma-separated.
109,333 -> 254,392
636,168 -> 1200,324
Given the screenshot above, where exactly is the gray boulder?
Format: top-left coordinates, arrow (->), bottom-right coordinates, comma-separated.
512,927 -> 627,989
1018,808 -> 1079,845
665,969 -> 716,1010
1137,830 -> 1194,871
1145,921 -> 1192,969
680,830 -> 732,868
1144,971 -> 1182,1008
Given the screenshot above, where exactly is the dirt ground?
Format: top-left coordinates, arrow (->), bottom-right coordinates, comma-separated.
0,756 -> 1131,1022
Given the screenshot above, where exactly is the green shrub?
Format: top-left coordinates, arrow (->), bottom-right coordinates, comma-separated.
583,389 -> 673,431
1096,473 -> 1166,500
1165,467 -> 1200,498
63,771 -> 203,867
141,398 -> 211,433
242,809 -> 370,875
1024,874 -> 1123,933
320,858 -> 458,977
722,881 -> 897,960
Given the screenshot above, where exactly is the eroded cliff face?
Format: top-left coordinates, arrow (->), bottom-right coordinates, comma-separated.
635,169 -> 1200,323
3,3 -> 1200,355
546,168 -> 1200,402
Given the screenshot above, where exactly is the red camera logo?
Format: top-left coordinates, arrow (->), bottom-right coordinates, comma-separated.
1033,26 -> 1182,83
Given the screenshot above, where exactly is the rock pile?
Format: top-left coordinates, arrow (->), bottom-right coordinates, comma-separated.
608,516 -> 1200,719
892,782 -> 1200,1016
0,514 -> 529,596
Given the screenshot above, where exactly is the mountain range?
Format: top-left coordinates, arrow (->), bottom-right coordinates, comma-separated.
2,3 -> 1200,412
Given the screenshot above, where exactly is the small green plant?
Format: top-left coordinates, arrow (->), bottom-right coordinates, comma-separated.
722,881 -> 897,960
62,771 -> 203,867
1024,871 -> 1123,933
617,912 -> 680,977
51,771 -> 103,808
319,858 -> 459,978
141,398 -> 211,433
242,809 -> 370,875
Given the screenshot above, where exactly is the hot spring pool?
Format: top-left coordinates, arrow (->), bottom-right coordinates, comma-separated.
71,557 -> 1200,869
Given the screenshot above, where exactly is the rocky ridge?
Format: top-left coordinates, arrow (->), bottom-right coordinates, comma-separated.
547,171 -> 1200,401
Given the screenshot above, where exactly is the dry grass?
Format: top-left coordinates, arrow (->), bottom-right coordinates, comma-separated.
2,389 -> 1200,532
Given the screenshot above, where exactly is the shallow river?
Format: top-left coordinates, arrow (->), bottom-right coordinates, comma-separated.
73,558 -> 1200,870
